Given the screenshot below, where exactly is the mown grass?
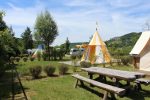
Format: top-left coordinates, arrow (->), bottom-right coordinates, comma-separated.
1,59 -> 150,100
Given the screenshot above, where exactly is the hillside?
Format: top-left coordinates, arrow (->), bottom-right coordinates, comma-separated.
105,32 -> 141,57
70,32 -> 141,57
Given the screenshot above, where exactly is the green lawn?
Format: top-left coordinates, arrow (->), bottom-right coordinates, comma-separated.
1,60 -> 150,100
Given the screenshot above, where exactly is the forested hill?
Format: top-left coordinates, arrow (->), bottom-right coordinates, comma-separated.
105,32 -> 142,56
69,32 -> 141,57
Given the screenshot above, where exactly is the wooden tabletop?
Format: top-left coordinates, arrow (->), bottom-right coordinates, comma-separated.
81,67 -> 145,81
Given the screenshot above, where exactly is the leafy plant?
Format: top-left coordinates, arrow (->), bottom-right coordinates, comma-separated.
44,65 -> 56,76
80,61 -> 91,68
37,51 -> 41,61
15,57 -> 21,62
70,55 -> 76,60
29,65 -> 42,79
23,57 -> 28,62
121,56 -> 130,66
59,64 -> 68,75
10,57 -> 15,63
42,52 -> 48,61
30,57 -> 34,61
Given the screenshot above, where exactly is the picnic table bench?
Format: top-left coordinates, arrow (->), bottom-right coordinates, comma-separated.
72,74 -> 125,100
134,78 -> 150,91
81,67 -> 145,87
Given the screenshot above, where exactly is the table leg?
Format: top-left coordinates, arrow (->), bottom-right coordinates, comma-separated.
88,73 -> 94,87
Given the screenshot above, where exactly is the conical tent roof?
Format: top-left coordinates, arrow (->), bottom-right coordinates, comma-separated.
81,30 -> 111,64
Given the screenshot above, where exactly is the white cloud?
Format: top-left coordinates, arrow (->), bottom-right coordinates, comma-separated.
1,0 -> 150,45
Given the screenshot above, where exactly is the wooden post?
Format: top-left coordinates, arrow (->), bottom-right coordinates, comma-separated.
75,79 -> 78,88
103,91 -> 108,100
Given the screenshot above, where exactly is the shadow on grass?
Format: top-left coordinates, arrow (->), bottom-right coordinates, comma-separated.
125,89 -> 150,100
0,64 -> 29,100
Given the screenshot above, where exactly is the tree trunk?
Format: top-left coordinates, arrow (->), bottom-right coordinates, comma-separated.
47,44 -> 50,61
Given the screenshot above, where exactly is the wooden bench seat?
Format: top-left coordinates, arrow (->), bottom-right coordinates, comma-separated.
72,74 -> 125,100
134,78 -> 150,91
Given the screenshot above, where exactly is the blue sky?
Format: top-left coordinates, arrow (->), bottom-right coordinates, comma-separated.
1,0 -> 150,45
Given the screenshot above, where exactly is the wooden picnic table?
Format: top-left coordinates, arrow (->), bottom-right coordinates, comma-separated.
81,67 -> 145,87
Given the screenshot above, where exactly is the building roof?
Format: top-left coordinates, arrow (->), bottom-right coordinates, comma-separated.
130,31 -> 150,55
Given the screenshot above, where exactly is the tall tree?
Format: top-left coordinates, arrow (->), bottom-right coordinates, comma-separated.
0,11 -> 7,31
65,37 -> 70,54
21,27 -> 33,50
34,10 -> 58,61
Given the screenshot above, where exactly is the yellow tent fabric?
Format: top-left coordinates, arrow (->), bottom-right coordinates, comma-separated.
81,30 -> 111,64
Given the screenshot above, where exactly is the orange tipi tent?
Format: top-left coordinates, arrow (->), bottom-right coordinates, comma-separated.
81,29 -> 111,64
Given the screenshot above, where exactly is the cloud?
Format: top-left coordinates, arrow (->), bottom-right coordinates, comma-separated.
1,0 -> 150,45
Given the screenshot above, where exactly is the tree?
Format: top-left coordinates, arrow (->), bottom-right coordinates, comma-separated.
34,10 -> 58,61
0,11 -> 7,31
21,27 -> 33,50
65,37 -> 70,54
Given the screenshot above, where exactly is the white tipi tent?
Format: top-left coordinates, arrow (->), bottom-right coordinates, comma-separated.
130,31 -> 150,71
81,29 -> 111,64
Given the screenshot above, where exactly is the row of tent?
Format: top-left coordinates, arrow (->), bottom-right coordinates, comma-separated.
31,29 -> 150,72
81,29 -> 150,72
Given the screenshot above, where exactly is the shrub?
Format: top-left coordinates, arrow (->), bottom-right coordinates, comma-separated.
23,57 -> 28,62
23,54 -> 29,57
44,65 -> 56,76
42,52 -> 48,61
70,55 -> 76,60
80,61 -> 91,68
30,57 -> 34,61
15,57 -> 21,62
29,65 -> 42,79
121,56 -> 130,66
37,52 -> 41,61
59,64 -> 69,75
0,60 -> 6,77
10,57 -> 15,63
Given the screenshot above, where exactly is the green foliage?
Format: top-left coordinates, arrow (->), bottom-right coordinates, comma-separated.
29,65 -> 42,79
59,64 -> 69,75
15,57 -> 21,62
21,27 -> 33,50
34,10 -> 58,61
70,55 -> 76,60
80,61 -> 91,68
120,56 -> 131,66
23,57 -> 28,62
0,60 -> 6,77
65,37 -> 70,54
10,57 -> 15,63
106,32 -> 141,58
42,52 -> 48,61
29,57 -> 35,61
44,65 -> 56,76
0,11 -> 7,31
37,51 -> 41,61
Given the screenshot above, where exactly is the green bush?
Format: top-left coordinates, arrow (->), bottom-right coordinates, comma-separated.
15,57 -> 21,62
30,57 -> 34,61
70,55 -> 76,60
42,52 -> 48,61
121,56 -> 130,66
80,61 -> 91,68
23,57 -> 28,62
29,65 -> 42,79
0,60 -> 6,77
37,52 -> 41,61
23,54 -> 29,57
59,64 -> 69,75
44,65 -> 56,76
10,56 -> 15,63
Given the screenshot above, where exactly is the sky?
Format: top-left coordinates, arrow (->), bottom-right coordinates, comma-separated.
1,0 -> 150,45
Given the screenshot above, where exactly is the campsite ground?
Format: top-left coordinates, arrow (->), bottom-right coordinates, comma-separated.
1,59 -> 150,100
